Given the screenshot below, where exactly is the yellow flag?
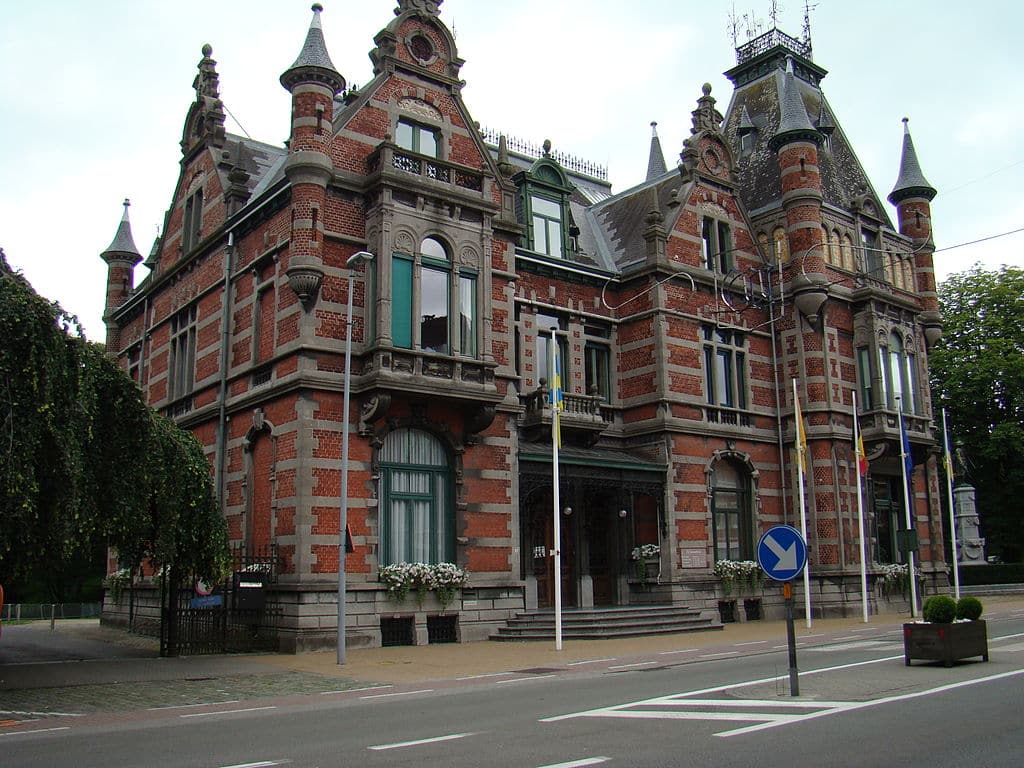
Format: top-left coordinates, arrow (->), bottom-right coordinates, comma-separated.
795,397 -> 808,475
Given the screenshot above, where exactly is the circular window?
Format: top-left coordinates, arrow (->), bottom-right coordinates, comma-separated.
410,34 -> 434,63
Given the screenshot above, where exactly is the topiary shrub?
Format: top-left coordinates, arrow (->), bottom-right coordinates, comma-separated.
956,596 -> 984,621
922,595 -> 957,623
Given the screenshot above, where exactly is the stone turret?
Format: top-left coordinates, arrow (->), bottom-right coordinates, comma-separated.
771,59 -> 827,326
100,199 -> 143,351
281,4 -> 345,309
888,118 -> 941,347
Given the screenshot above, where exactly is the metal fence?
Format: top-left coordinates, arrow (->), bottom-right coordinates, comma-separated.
1,602 -> 102,621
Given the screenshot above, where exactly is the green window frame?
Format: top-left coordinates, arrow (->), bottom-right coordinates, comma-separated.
392,255 -> 413,349
396,118 -> 439,158
703,325 -> 747,409
380,428 -> 453,565
711,460 -> 753,562
584,342 -> 610,400
459,273 -> 477,359
529,194 -> 565,258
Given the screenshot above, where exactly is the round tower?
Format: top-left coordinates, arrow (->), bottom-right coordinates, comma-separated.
100,199 -> 142,352
888,118 -> 940,347
280,4 -> 346,308
769,58 -> 827,325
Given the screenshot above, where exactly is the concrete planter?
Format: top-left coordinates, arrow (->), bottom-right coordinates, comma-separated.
903,619 -> 989,667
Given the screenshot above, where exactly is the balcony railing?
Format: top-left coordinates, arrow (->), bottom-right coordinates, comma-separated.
367,144 -> 485,194
521,386 -> 612,441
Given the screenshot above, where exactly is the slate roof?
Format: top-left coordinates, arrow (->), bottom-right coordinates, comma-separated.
279,4 -> 344,91
722,60 -> 893,226
888,118 -> 936,204
101,200 -> 142,260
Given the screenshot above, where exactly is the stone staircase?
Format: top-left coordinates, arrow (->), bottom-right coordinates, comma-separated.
490,604 -> 722,641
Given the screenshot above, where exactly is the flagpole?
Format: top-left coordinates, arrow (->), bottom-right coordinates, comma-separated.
794,378 -> 812,629
897,398 -> 918,618
943,408 -> 960,600
550,328 -> 563,651
853,392 -> 869,623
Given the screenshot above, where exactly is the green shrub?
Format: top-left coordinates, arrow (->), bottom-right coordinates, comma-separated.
955,596 -> 984,620
922,595 -> 957,623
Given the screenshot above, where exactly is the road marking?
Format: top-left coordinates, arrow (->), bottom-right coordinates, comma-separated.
180,706 -> 276,719
219,762 -> 291,768
994,632 -> 1024,641
734,641 -> 767,646
497,674 -> 557,684
457,672 -> 515,680
360,689 -> 434,699
608,661 -> 658,670
658,649 -> 695,655
805,641 -> 902,652
542,655 -> 905,723
322,685 -> 392,695
801,633 -> 824,638
699,651 -> 739,659
148,700 -> 239,710
369,732 -> 476,751
0,727 -> 71,737
717,667 -> 1024,737
535,758 -> 610,768
0,709 -> 80,718
567,658 -> 618,666
998,642 -> 1024,652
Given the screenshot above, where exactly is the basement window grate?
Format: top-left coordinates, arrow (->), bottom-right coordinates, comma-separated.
427,614 -> 458,644
380,617 -> 415,647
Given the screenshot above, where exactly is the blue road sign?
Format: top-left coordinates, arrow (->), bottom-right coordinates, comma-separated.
757,524 -> 808,582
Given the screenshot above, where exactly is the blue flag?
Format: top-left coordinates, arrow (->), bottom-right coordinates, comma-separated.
900,416 -> 914,481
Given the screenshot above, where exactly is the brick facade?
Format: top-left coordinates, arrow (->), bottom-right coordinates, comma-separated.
100,5 -> 948,651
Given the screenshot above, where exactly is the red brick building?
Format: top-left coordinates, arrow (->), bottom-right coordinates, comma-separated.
101,2 -> 947,651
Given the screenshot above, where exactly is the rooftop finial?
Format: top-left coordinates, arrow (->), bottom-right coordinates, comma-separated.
889,117 -> 936,204
122,198 -> 131,219
646,121 -> 667,180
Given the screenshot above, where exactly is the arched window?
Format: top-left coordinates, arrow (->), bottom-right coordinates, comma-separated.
841,234 -> 855,272
902,258 -> 914,292
822,226 -> 833,264
711,459 -> 753,561
391,236 -> 478,357
773,227 -> 788,263
881,331 -> 918,414
380,428 -> 453,565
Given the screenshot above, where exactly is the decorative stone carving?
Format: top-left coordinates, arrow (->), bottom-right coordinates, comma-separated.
285,254 -> 324,308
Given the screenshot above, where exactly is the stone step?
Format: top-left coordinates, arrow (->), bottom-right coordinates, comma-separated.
490,603 -> 722,641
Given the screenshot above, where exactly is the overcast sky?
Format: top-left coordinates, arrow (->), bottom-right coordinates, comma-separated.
2,0 -> 1021,342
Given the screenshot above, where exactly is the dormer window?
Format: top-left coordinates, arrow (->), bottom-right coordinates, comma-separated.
529,194 -> 564,258
396,118 -> 439,158
515,155 -> 574,261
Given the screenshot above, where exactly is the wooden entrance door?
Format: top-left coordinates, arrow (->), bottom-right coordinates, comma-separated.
529,491 -> 576,609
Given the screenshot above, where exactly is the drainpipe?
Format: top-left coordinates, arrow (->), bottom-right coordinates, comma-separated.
215,232 -> 235,504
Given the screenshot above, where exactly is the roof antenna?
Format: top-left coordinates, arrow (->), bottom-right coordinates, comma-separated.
802,0 -> 817,54
769,0 -> 781,29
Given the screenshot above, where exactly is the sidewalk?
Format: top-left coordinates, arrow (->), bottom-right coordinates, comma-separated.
2,594 -> 1021,718
254,593 -> 1024,683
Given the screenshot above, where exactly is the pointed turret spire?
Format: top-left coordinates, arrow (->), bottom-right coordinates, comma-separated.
280,4 -> 345,95
769,57 -> 819,150
101,199 -> 142,263
646,121 -> 667,181
888,117 -> 936,204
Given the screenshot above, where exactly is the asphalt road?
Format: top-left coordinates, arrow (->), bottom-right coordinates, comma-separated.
5,617 -> 1024,768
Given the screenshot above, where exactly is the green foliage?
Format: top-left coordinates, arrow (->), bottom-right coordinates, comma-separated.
930,266 -> 1024,562
922,594 -> 957,623
0,253 -> 229,593
959,563 -> 1024,585
955,596 -> 984,621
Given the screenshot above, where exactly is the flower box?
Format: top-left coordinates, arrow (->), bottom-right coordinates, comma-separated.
903,620 -> 989,667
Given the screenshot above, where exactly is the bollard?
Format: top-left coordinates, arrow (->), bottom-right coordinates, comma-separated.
51,603 -> 57,631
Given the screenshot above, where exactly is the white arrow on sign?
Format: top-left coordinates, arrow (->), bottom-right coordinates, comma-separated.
764,534 -> 797,572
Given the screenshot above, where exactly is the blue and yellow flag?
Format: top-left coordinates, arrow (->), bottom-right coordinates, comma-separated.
550,345 -> 563,447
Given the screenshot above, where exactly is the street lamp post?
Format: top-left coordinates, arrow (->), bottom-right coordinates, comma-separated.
338,250 -> 374,665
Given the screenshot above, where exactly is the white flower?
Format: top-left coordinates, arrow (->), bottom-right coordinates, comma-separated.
631,544 -> 661,560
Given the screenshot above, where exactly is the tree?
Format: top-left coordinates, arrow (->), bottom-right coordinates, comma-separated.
0,251 -> 228,598
930,265 -> 1024,562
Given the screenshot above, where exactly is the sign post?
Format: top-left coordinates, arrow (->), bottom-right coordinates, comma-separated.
758,524 -> 809,697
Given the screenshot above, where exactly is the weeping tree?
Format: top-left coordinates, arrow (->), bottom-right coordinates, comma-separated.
0,251 -> 229,599
930,265 -> 1024,563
